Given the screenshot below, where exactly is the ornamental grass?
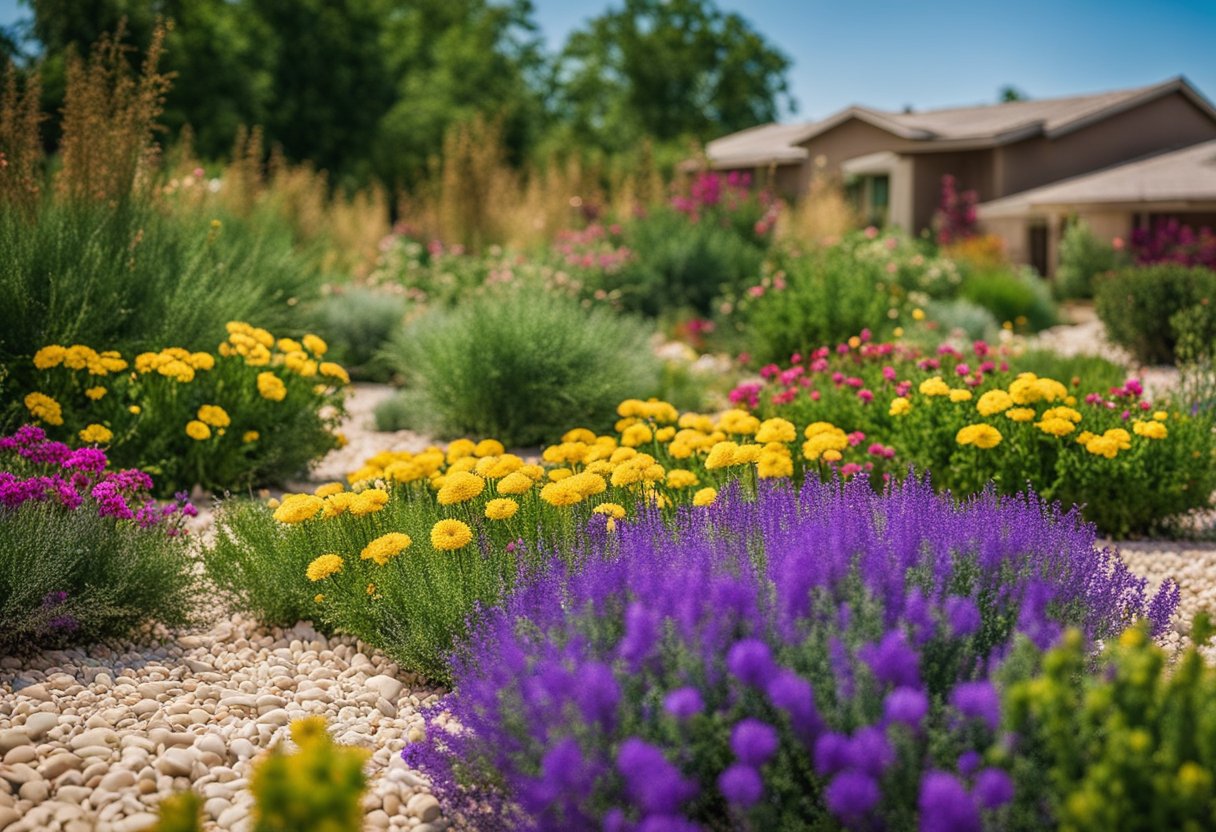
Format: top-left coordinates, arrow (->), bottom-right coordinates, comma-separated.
403,477 -> 1178,831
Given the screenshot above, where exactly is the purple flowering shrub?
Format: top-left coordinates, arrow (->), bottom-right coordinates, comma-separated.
404,477 -> 1177,831
0,425 -> 201,652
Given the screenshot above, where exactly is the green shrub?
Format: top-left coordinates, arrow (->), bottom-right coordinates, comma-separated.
251,716 -> 368,832
1010,349 -> 1128,394
310,287 -> 408,381
0,200 -> 325,362
608,207 -> 767,316
960,266 -> 1058,332
4,326 -> 347,494
1095,264 -> 1216,364
1055,220 -> 1125,300
381,285 -> 660,446
923,298 -> 999,342
0,428 -> 201,653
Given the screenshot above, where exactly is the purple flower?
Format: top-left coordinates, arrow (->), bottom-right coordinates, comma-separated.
919,770 -> 981,832
765,670 -> 821,742
730,719 -> 779,767
42,590 -> 69,608
973,768 -> 1014,809
616,738 -> 697,815
618,602 -> 660,667
813,732 -> 851,777
46,615 -> 79,633
945,596 -> 982,637
717,763 -> 763,807
884,686 -> 929,729
825,771 -> 880,820
663,687 -> 704,721
63,448 -> 108,474
726,639 -> 776,688
957,751 -> 981,777
575,662 -> 619,729
859,630 -> 921,689
848,726 -> 894,778
950,681 -> 1001,732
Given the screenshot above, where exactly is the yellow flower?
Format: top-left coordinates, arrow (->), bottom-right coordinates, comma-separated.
302,334 -> 328,356
185,420 -> 211,441
437,471 -> 486,505
1042,406 -> 1082,424
257,372 -> 287,402
85,386 -> 107,401
621,423 -> 653,447
349,488 -> 390,516
497,472 -> 534,495
480,454 -> 525,479
79,424 -> 112,444
802,429 -> 848,461
692,487 -> 717,507
188,352 -> 215,371
314,482 -> 345,498
893,326 -> 904,337
24,392 -> 64,426
757,453 -> 794,479
705,441 -> 740,469
314,593 -> 324,603
918,376 -> 951,397
912,307 -> 926,321
274,494 -> 324,524
822,449 -> 842,463
1133,419 -> 1167,439
565,472 -> 608,497
888,397 -> 911,417
242,430 -> 259,443
1104,428 -> 1132,449
655,426 -> 676,442
956,423 -> 1003,449
1035,417 -> 1075,437
948,389 -> 973,403
1084,436 -> 1118,458
474,439 -> 506,457
306,554 -> 344,582
366,583 -> 378,597
485,498 -> 519,520
317,361 -> 350,384
1005,408 -> 1035,422
129,405 -> 141,415
277,337 -> 303,354
540,481 -> 583,506
976,389 -> 1014,416
431,519 -> 473,551
361,532 -> 411,565
718,409 -> 760,436
1153,411 -> 1169,422
755,417 -> 796,444
593,502 -> 626,520
563,427 -> 597,443
197,404 -> 231,428
666,469 -> 700,489
322,492 -> 355,518
33,345 -> 66,369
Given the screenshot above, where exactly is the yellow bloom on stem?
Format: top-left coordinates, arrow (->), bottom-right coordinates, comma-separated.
1084,436 -> 1119,459
956,423 -> 1003,449
802,429 -> 848,461
302,334 -> 328,356
437,471 -> 486,505
85,386 -> 107,401
692,487 -> 717,507
666,469 -> 700,489
717,409 -> 760,436
306,554 -> 344,582
949,389 -> 973,403
1153,411 -> 1169,422
1133,420 -> 1168,440
349,488 -> 390,516
497,472 -> 533,495
1042,406 -> 1082,424
485,498 -> 519,520
540,481 -> 583,506
431,519 -> 473,551
1035,417 -> 1076,437
705,441 -> 740,469
314,482 -> 345,498
1005,408 -> 1035,422
318,362 -> 349,384
257,372 -> 287,402
757,453 -> 794,479
322,492 -> 355,519
562,427 -> 597,443
822,449 -> 843,463
33,345 -> 66,369
242,430 -> 259,443
361,532 -> 412,565
277,337 -> 303,354
24,392 -> 64,426
565,472 -> 607,497
976,390 -> 1013,416
480,454 -> 524,479
188,352 -> 215,371
185,420 -> 211,441
1104,428 -> 1132,449
197,404 -> 231,428
274,494 -> 324,524
79,424 -> 112,444
474,439 -> 505,457
919,377 -> 951,397
888,397 -> 911,417
592,502 -> 626,520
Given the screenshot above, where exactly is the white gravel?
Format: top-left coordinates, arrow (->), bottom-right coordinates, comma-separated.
1119,541 -> 1216,660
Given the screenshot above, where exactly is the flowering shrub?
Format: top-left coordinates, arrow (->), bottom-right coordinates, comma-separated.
1095,264 -> 1216,365
403,477 -> 1177,830
1003,618 -> 1216,830
1130,217 -> 1216,270
7,323 -> 348,493
732,334 -> 1216,536
724,228 -> 962,364
0,426 -> 200,652
934,173 -> 979,245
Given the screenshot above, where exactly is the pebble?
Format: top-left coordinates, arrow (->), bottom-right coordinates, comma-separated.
406,793 -> 442,823
23,713 -> 59,740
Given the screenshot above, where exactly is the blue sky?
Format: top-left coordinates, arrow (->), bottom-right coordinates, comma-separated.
4,0 -> 1215,123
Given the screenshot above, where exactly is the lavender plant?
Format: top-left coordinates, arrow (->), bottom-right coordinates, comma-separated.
404,476 -> 1178,831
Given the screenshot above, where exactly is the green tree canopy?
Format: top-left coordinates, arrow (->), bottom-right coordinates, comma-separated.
551,0 -> 794,154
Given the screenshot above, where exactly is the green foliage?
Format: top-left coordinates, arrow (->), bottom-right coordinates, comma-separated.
1011,350 -> 1128,394
250,716 -> 368,832
923,298 -> 999,342
0,499 -> 200,654
310,287 -> 407,382
552,0 -> 793,154
0,199 -> 324,361
960,266 -> 1058,332
147,792 -> 203,832
1094,264 -> 1216,365
1004,622 -> 1216,831
1055,220 -> 1125,300
607,206 -> 767,316
382,285 -> 661,446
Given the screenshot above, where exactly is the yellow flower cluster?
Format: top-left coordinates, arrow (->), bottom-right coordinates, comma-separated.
802,422 -> 849,461
221,324 -> 342,387
1076,428 -> 1131,459
361,532 -> 411,565
197,404 -> 231,428
79,423 -> 112,444
34,345 -> 127,375
24,392 -> 64,426
257,372 -> 287,402
133,348 -> 215,383
956,423 -> 1003,449
306,554 -> 344,582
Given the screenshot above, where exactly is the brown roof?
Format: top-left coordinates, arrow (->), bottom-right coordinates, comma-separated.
703,77 -> 1216,169
978,139 -> 1216,216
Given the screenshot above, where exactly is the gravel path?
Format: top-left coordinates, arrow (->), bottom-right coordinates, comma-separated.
1119,542 -> 1216,659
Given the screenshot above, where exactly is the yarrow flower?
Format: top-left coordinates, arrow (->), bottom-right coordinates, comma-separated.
431,519 -> 473,551
361,532 -> 411,565
306,553 -> 344,582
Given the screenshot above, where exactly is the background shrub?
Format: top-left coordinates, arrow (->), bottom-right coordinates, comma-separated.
923,298 -> 999,342
0,428 -> 201,653
310,287 -> 408,382
1055,220 -> 1124,300
959,266 -> 1058,332
1094,264 -> 1216,365
382,285 -> 660,446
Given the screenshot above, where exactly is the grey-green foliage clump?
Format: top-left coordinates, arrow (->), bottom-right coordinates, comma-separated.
381,285 -> 661,446
310,287 -> 408,381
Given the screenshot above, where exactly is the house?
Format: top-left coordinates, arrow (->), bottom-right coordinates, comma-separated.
701,77 -> 1216,275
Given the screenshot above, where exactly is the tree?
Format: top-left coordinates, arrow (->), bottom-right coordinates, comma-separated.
999,85 -> 1028,102
551,0 -> 794,154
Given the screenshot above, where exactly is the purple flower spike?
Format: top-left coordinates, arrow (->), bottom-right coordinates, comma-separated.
884,686 -> 929,729
663,687 -> 704,721
950,681 -> 1001,732
945,596 -> 982,637
730,719 -> 779,767
616,738 -> 697,815
727,639 -> 776,688
718,763 -> 763,808
919,770 -> 981,832
825,771 -> 880,821
973,768 -> 1014,809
